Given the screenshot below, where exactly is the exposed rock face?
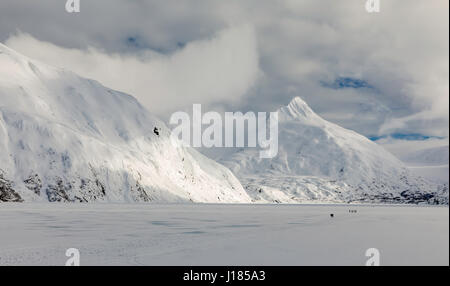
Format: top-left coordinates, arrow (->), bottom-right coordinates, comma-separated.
46,178 -> 72,202
0,172 -> 23,202
24,174 -> 42,196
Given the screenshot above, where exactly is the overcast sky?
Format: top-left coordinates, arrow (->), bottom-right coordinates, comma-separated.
0,0 -> 448,140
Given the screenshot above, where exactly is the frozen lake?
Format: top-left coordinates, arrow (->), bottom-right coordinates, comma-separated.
0,203 -> 448,265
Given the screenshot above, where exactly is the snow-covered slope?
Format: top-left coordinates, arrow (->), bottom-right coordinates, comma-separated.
0,43 -> 251,203
219,97 -> 448,204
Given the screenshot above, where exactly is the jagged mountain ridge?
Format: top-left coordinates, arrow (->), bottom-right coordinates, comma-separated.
219,97 -> 448,204
0,43 -> 446,204
0,43 -> 251,203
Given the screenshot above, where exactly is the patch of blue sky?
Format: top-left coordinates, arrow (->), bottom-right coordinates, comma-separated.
321,77 -> 374,90
368,133 -> 445,141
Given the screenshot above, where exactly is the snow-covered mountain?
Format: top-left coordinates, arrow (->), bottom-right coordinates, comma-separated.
0,43 -> 446,205
0,43 -> 251,203
218,97 -> 448,204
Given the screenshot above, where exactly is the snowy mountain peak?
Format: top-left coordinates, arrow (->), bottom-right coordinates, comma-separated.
219,96 -> 448,204
0,42 -> 18,56
278,96 -> 319,122
0,44 -> 251,203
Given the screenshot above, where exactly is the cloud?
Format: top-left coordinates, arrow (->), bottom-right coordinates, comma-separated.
5,25 -> 260,116
376,136 -> 449,162
0,0 -> 448,138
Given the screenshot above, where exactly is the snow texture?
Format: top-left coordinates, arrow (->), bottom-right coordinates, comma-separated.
0,43 -> 447,204
0,43 -> 250,203
219,97 -> 448,204
0,203 -> 447,265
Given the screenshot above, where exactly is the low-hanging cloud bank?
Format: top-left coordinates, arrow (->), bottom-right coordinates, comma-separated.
1,0 -> 448,138
5,25 -> 260,116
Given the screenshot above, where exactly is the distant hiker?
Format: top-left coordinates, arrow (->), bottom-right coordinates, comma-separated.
153,127 -> 160,136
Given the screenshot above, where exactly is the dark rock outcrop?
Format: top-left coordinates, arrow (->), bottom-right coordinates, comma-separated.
0,172 -> 23,202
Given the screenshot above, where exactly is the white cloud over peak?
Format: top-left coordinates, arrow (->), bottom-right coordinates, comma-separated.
5,25 -> 260,116
0,0 -> 448,138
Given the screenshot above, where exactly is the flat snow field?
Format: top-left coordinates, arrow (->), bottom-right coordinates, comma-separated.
0,203 -> 448,266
